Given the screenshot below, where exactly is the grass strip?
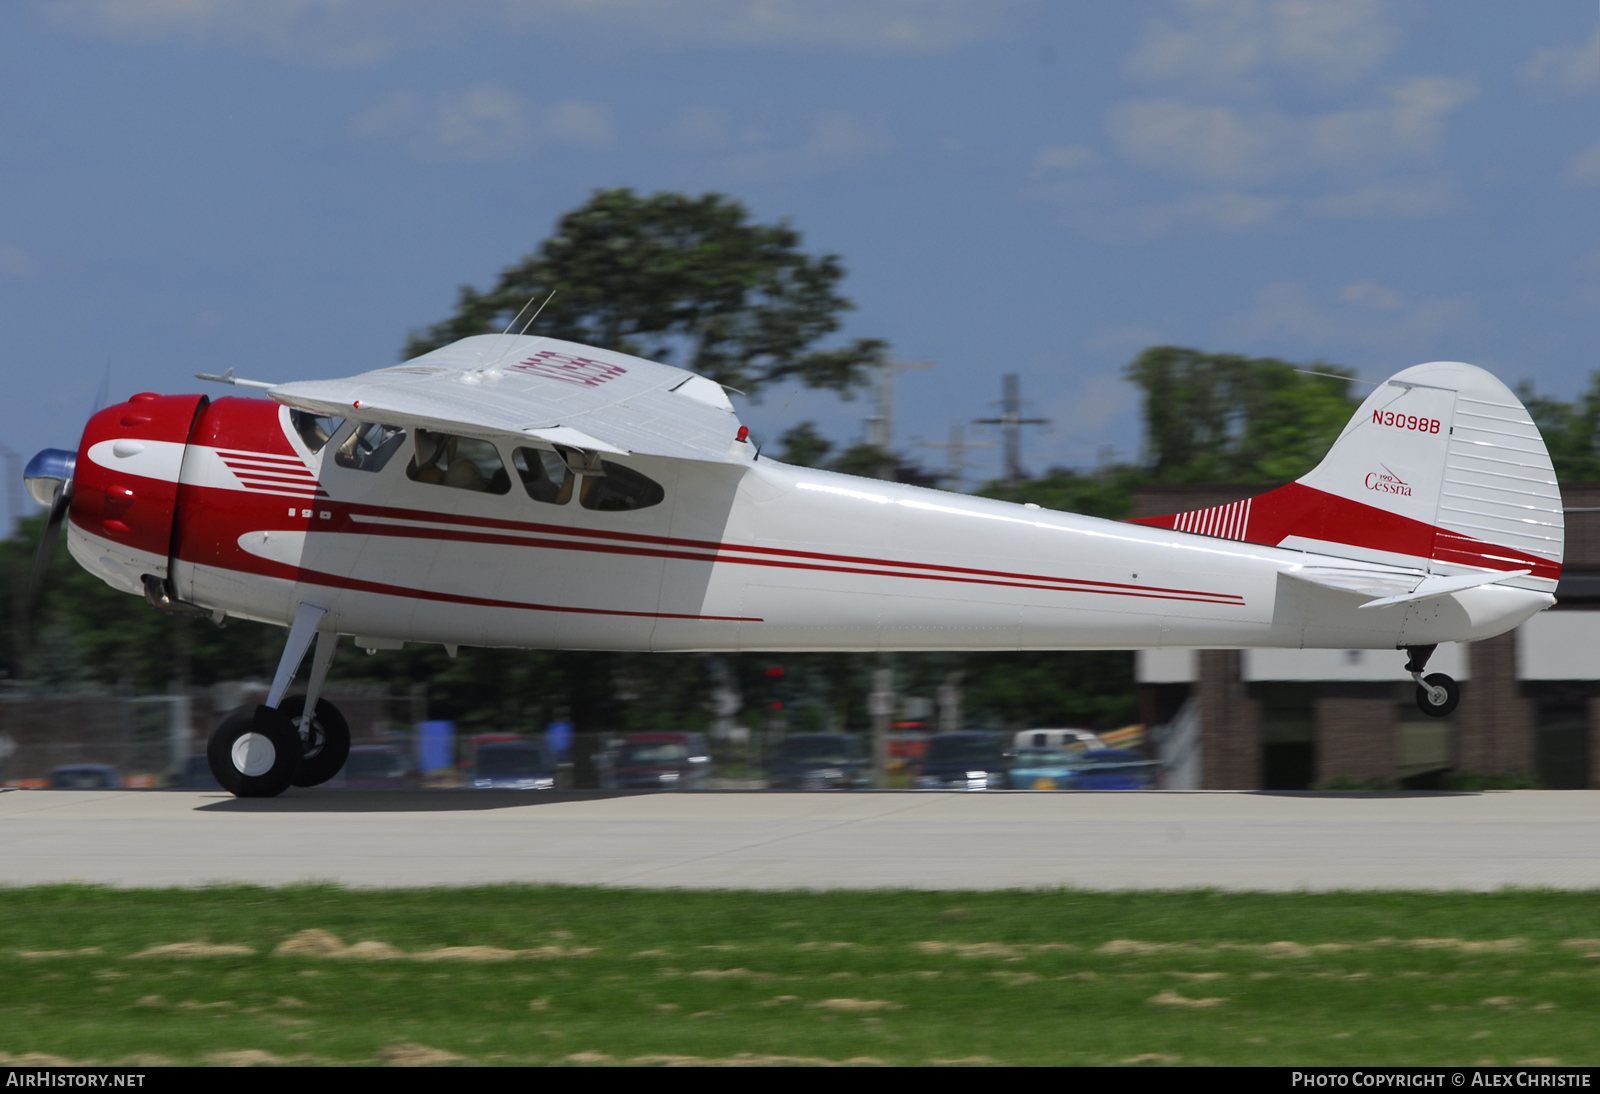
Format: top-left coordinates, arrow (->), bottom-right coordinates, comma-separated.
1,885 -> 1597,1066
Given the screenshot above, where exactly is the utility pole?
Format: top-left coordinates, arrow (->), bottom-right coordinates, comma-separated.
917,425 -> 994,493
974,373 -> 1050,486
864,361 -> 932,478
0,446 -> 29,682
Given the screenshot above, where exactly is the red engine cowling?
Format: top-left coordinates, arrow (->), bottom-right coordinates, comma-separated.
71,393 -> 208,580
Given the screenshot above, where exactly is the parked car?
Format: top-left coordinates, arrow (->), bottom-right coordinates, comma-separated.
1004,747 -> 1083,790
915,732 -> 1006,790
471,740 -> 560,790
766,733 -> 870,790
1073,748 -> 1160,790
48,764 -> 121,789
172,754 -> 221,789
1012,728 -> 1105,753
331,744 -> 417,790
605,733 -> 712,790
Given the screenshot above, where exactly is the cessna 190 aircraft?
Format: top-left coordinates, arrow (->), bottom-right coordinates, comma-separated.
23,333 -> 1562,797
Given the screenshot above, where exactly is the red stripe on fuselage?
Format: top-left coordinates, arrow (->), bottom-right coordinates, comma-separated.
1129,481 -> 1561,580
172,481 -> 1246,607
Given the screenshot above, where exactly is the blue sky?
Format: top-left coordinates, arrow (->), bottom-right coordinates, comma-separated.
1,1 -> 1597,498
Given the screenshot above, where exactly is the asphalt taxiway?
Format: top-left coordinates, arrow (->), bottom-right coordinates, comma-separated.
1,788 -> 1596,891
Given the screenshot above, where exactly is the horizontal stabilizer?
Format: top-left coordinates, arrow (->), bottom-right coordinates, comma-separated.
1283,565 -> 1532,608
1357,569 -> 1530,610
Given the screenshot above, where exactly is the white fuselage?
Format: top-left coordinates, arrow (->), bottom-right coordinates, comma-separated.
72,432 -> 1551,654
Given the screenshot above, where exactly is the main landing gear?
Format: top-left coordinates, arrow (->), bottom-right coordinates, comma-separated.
206,603 -> 351,798
1405,644 -> 1460,719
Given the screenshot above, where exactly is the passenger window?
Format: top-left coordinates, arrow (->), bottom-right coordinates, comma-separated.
512,447 -> 573,505
290,409 -> 345,455
579,460 -> 665,512
334,422 -> 407,472
407,430 -> 511,494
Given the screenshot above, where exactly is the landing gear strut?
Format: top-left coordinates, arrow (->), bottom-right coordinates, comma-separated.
206,603 -> 349,797
1405,644 -> 1460,719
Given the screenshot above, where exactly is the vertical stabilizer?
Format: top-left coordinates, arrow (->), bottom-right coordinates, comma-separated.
1129,362 -> 1563,588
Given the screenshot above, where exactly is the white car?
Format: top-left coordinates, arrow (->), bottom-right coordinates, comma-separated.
1012,728 -> 1104,753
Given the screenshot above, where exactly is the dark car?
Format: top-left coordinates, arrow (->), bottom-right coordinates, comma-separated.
172,754 -> 221,789
914,732 -> 1006,790
1073,749 -> 1160,790
332,745 -> 417,790
48,764 -> 121,789
766,734 -> 870,790
472,741 -> 559,790
605,733 -> 711,790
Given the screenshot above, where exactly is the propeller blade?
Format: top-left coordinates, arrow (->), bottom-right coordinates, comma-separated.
28,482 -> 71,602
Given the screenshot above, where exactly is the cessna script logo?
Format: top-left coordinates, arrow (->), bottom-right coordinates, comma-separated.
1365,464 -> 1412,497
509,350 -> 627,387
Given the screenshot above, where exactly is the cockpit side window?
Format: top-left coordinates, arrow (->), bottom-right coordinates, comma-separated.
579,460 -> 665,512
290,409 -> 346,455
512,447 -> 573,505
334,422 -> 407,472
407,430 -> 511,494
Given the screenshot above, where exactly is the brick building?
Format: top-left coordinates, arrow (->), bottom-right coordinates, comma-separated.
1134,484 -> 1600,789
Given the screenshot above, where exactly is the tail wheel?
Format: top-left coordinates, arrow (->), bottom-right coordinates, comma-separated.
280,695 -> 351,788
1415,673 -> 1460,719
207,705 -> 302,798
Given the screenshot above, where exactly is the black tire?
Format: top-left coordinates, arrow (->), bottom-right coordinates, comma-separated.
281,695 -> 351,788
207,705 -> 302,798
1415,673 -> 1461,718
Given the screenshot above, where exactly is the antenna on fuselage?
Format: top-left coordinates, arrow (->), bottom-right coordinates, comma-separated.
479,290 -> 560,377
476,293 -> 544,374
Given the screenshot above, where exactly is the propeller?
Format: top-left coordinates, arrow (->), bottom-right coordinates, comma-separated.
23,449 -> 76,603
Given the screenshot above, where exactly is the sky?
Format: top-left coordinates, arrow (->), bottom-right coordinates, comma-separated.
1,0 -> 1597,502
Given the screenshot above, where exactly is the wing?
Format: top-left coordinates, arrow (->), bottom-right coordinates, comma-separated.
267,335 -> 748,463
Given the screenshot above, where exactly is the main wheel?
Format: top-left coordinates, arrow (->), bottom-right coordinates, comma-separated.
1415,673 -> 1461,718
280,695 -> 351,788
207,705 -> 302,798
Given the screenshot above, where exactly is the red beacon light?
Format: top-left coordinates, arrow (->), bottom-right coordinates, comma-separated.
736,426 -> 749,443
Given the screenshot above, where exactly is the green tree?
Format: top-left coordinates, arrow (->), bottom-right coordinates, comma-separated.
1518,374 -> 1600,482
1124,347 -> 1357,484
977,466 -> 1143,520
404,188 -> 885,397
776,422 -> 833,468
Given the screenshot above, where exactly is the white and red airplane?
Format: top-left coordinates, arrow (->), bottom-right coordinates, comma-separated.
24,335 -> 1562,797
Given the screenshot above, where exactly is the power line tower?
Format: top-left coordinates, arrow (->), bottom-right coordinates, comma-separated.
917,424 -> 994,493
863,360 -> 933,452
974,373 -> 1049,485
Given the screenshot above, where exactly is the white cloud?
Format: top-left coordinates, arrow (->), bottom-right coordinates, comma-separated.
1036,145 -> 1100,170
42,0 -> 1017,65
348,86 -> 611,162
1562,139 -> 1600,188
1305,175 -> 1465,219
1126,0 -> 1399,94
1108,77 -> 1475,184
1339,281 -> 1403,309
1132,190 -> 1287,233
1521,27 -> 1600,96
1223,280 -> 1470,351
721,112 -> 893,180
0,244 -> 38,280
543,100 -> 614,148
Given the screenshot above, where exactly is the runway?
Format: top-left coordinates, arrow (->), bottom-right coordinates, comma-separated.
2,788 -> 1598,891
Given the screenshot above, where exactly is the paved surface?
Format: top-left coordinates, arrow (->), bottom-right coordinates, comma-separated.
2,788 -> 1598,891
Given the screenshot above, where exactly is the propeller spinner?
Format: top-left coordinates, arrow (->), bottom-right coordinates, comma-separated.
23,448 -> 76,599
